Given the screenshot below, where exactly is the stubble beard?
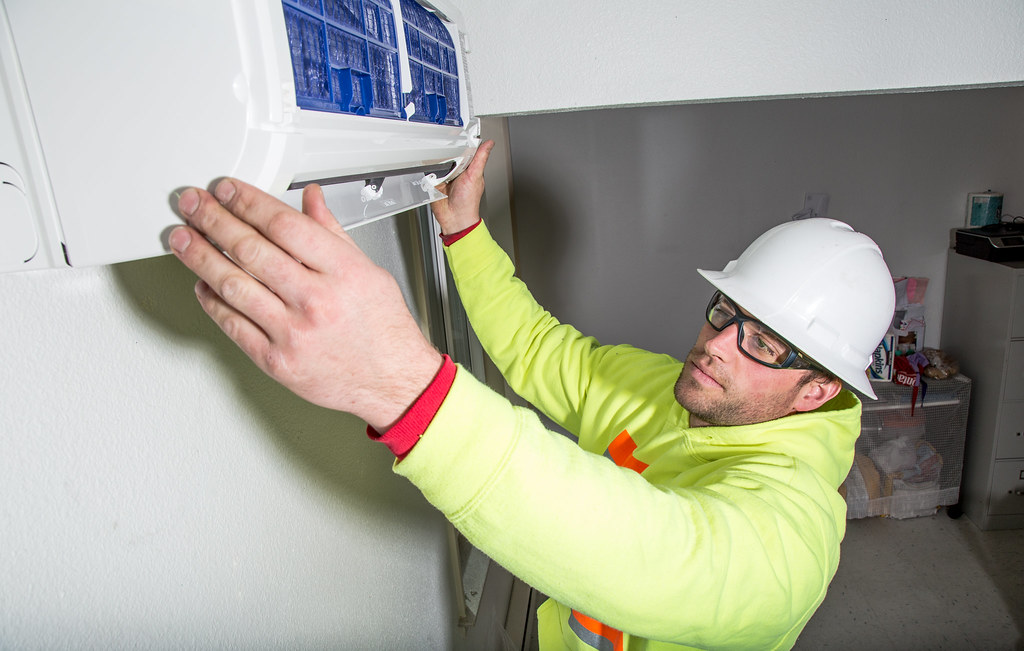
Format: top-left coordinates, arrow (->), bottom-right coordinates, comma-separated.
674,365 -> 739,427
674,348 -> 797,427
674,348 -> 735,426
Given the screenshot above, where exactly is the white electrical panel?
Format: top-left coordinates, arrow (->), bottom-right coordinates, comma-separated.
0,0 -> 478,272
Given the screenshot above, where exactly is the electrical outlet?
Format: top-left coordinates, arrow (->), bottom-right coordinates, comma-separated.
804,193 -> 830,218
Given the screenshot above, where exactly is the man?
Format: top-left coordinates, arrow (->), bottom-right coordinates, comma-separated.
169,140 -> 895,650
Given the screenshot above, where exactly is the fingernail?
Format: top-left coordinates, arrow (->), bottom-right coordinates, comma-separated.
169,227 -> 192,253
178,188 -> 200,217
214,179 -> 236,203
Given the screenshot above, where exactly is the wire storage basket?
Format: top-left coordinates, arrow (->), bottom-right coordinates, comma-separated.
843,374 -> 971,519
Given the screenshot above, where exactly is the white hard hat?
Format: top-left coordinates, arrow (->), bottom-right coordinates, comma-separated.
698,218 -> 895,399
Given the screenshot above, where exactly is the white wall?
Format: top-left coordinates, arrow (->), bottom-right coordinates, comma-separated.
506,87 -> 1024,365
463,0 -> 1024,117
0,217 -> 459,648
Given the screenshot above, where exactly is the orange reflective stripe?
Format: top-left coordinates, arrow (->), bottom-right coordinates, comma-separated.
572,433 -> 636,649
608,430 -> 649,474
570,609 -> 624,651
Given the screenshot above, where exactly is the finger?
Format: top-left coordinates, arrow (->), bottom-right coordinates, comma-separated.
301,184 -> 334,232
179,182 -> 346,307
201,178 -> 353,275
464,140 -> 495,180
169,224 -> 287,339
301,183 -> 356,246
193,278 -> 274,370
429,189 -> 451,222
178,185 -> 312,287
432,140 -> 493,211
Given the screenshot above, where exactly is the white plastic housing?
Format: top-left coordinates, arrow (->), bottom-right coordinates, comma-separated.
0,0 -> 478,272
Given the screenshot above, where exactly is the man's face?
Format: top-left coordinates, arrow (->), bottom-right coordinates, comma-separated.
674,320 -> 817,427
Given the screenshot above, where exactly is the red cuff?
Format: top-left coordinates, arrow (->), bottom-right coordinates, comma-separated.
366,355 -> 457,460
440,219 -> 482,246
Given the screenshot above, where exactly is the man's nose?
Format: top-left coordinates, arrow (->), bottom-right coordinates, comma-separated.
704,323 -> 739,359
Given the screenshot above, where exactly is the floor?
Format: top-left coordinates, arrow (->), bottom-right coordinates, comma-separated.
795,509 -> 1024,650
523,509 -> 1024,650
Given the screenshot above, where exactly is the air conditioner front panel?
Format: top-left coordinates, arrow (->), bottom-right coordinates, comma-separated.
6,1 -> 251,268
1,0 -> 476,270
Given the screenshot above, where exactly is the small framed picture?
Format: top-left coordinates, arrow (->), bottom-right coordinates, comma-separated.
966,192 -> 1002,227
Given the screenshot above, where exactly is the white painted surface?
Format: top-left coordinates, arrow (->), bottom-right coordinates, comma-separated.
462,0 -> 1024,116
0,216 -> 457,648
507,87 -> 1024,363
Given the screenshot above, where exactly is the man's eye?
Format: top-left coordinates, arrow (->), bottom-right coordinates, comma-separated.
748,325 -> 783,353
753,336 -> 776,354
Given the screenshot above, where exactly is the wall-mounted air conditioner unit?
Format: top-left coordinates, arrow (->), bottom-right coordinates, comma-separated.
0,0 -> 479,273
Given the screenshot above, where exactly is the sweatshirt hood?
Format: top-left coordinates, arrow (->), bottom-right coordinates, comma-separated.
683,390 -> 861,488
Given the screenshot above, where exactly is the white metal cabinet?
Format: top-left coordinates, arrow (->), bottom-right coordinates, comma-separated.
941,251 -> 1024,529
989,461 -> 1024,516
996,400 -> 1024,459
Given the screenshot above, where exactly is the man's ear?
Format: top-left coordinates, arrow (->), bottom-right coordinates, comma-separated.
793,377 -> 843,413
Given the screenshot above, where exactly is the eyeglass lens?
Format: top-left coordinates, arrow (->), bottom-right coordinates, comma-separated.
706,293 -> 794,367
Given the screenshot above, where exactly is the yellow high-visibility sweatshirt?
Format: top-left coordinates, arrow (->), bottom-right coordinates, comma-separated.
395,221 -> 859,650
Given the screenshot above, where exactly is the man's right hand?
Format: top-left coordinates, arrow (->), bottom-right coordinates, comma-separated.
169,178 -> 443,433
431,139 -> 495,235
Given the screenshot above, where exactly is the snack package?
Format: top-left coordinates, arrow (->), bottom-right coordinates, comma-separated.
921,347 -> 959,380
893,351 -> 929,415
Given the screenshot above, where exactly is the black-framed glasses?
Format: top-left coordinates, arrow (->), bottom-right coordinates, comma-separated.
705,291 -> 821,372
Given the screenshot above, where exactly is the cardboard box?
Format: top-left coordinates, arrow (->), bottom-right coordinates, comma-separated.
869,334 -> 895,382
893,305 -> 925,355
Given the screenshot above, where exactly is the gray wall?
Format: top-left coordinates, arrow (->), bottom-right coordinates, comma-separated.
507,87 -> 1024,363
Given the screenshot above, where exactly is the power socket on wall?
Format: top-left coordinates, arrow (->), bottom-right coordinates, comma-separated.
803,193 -> 830,218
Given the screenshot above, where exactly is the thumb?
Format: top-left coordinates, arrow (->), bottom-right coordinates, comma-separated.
429,186 -> 453,221
302,184 -> 352,242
